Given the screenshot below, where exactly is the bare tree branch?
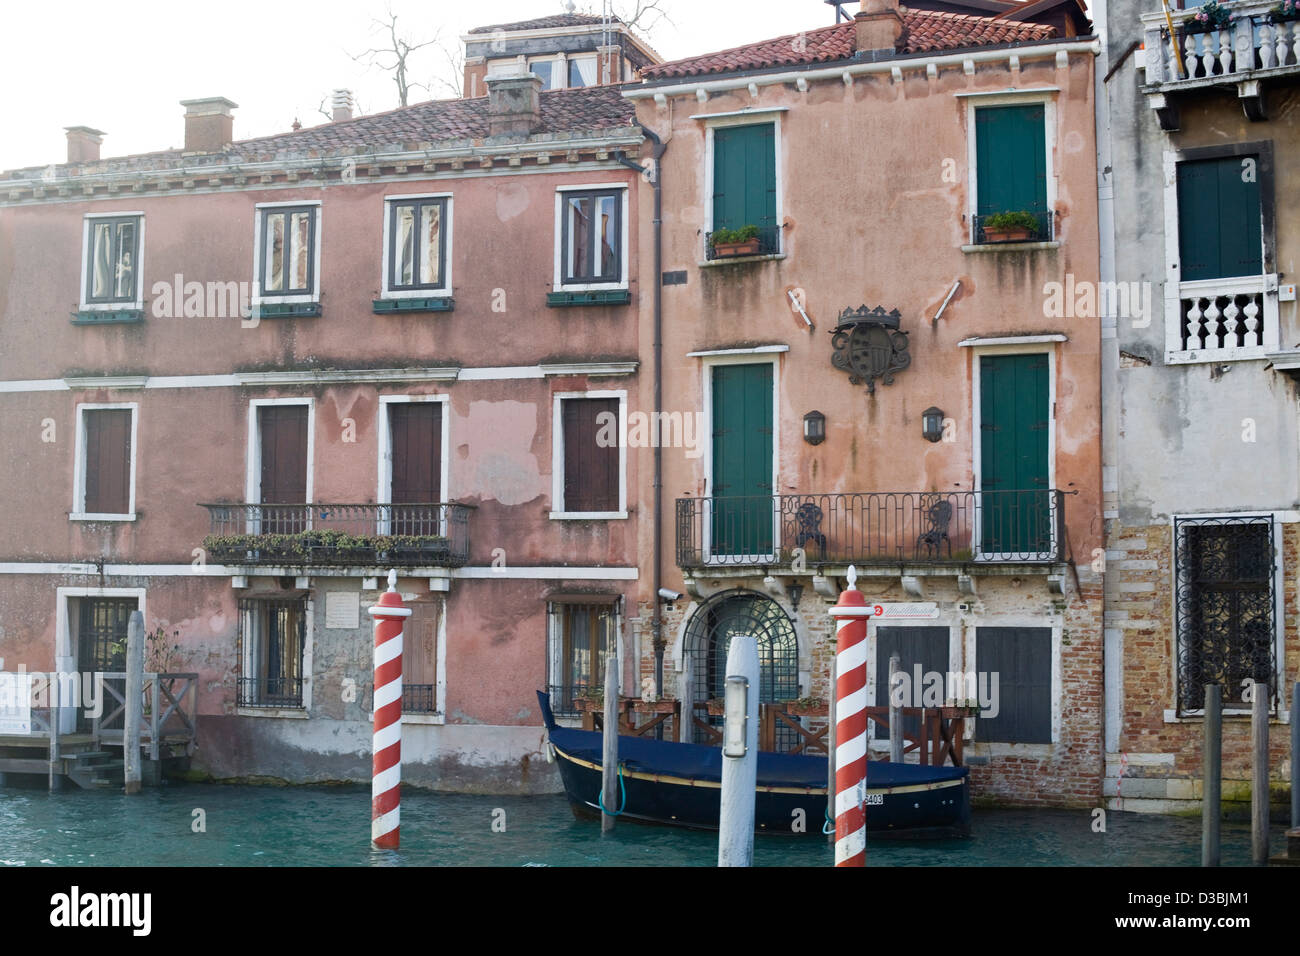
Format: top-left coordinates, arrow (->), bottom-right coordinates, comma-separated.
349,6 -> 440,107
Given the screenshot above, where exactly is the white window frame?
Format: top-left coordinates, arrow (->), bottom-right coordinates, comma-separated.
968,342 -> 1058,562
526,54 -> 563,90
235,592 -> 314,718
1167,511 -> 1287,719
546,597 -> 622,725
698,351 -> 781,565
566,53 -> 599,88
551,389 -> 628,520
553,182 -> 630,292
701,110 -> 785,252
963,90 -> 1058,245
79,211 -> 145,312
376,394 -> 452,535
251,200 -> 323,307
379,193 -> 454,301
71,402 -> 138,521
1161,148 -> 1279,365
54,586 -> 147,734
246,399 -> 315,532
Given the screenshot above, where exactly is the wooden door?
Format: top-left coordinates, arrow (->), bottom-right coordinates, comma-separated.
979,354 -> 1050,555
259,405 -> 308,532
389,403 -> 442,534
711,364 -> 773,558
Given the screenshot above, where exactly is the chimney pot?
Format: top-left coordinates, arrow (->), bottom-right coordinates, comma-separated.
64,126 -> 105,164
331,89 -> 355,123
855,2 -> 905,57
485,74 -> 543,139
180,97 -> 238,153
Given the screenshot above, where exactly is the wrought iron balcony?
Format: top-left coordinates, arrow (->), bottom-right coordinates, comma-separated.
675,490 -> 1067,570
704,224 -> 782,261
200,502 -> 473,568
971,210 -> 1054,245
1141,1 -> 1300,123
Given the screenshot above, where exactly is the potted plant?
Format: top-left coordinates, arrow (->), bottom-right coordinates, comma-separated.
1267,0 -> 1300,21
981,210 -> 1040,243
710,224 -> 762,258
574,687 -> 604,713
704,697 -> 726,716
632,695 -> 678,714
1182,0 -> 1236,33
783,695 -> 828,716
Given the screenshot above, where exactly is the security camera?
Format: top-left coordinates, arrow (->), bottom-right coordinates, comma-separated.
658,588 -> 684,602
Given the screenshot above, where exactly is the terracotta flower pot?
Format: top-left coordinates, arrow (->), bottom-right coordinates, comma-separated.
713,238 -> 762,258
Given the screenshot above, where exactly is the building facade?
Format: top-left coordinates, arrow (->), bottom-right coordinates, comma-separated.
625,0 -> 1106,805
1099,0 -> 1299,810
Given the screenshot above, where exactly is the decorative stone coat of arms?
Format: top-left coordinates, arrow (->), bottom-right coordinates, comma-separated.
830,305 -> 911,395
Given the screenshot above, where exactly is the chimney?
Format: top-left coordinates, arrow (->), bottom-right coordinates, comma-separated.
180,97 -> 238,153
856,0 -> 905,57
64,126 -> 104,163
331,89 -> 354,123
485,73 -> 543,139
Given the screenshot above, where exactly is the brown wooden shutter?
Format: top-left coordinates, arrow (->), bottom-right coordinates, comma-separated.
390,403 -> 442,503
83,409 -> 131,514
562,398 -> 618,512
259,405 -> 308,533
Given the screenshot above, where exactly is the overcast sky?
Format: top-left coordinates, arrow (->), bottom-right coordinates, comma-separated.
0,0 -> 841,173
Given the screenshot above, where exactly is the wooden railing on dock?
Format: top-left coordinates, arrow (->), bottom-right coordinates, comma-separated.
94,673 -> 200,759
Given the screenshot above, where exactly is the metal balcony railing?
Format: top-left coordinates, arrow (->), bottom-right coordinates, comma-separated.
237,676 -> 304,708
972,211 -> 1054,245
200,502 -> 473,568
675,490 -> 1067,569
704,224 -> 782,261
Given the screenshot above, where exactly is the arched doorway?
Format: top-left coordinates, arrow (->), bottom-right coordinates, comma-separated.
684,589 -> 799,746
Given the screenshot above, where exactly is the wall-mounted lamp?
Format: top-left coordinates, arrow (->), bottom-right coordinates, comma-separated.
788,582 -> 804,611
803,410 -> 826,445
922,406 -> 945,443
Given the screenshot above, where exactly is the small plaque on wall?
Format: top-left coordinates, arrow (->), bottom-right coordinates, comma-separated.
325,591 -> 361,630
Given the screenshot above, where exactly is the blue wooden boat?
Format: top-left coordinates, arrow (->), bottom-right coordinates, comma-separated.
538,692 -> 971,839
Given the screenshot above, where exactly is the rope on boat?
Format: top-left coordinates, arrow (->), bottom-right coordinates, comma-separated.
823,805 -> 835,835
597,762 -> 627,816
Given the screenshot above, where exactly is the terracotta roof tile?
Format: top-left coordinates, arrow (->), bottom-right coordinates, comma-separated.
468,13 -> 614,34
640,10 -> 1057,80
3,86 -> 636,179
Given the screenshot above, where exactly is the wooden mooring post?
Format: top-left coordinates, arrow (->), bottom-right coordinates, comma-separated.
718,634 -> 759,867
47,674 -> 60,792
124,611 -> 144,795
1252,681 -> 1270,865
1202,683 -> 1220,867
601,660 -> 619,833
889,652 -> 904,764
1292,681 -> 1299,831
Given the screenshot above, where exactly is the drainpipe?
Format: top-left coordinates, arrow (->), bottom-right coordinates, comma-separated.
616,122 -> 668,698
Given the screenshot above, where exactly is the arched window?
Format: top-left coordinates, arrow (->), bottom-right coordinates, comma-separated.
685,590 -> 799,746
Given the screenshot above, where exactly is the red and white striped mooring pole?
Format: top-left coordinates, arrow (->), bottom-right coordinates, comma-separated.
827,565 -> 878,867
369,569 -> 410,849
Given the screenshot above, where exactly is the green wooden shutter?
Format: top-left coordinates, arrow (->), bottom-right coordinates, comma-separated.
975,105 -> 1047,216
1176,155 -> 1262,282
713,124 -> 777,233
980,354 -> 1050,555
711,363 -> 774,556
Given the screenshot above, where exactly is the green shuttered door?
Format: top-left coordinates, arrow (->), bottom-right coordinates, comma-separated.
713,124 -> 777,233
975,105 -> 1047,216
712,363 -> 773,557
980,354 -> 1050,555
1177,155 -> 1262,281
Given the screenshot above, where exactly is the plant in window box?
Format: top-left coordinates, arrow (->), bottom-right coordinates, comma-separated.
710,224 -> 762,258
704,697 -> 726,716
1267,0 -> 1300,21
981,210 -> 1041,243
574,687 -> 604,713
631,694 -> 678,714
1182,0 -> 1236,33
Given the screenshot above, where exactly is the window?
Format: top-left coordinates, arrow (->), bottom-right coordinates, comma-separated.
560,189 -> 622,286
974,627 -> 1052,743
248,400 -> 313,533
383,196 -> 450,296
254,202 -> 320,303
1176,155 -> 1262,282
568,55 -> 598,88
1164,143 -> 1277,362
1173,516 -> 1278,715
238,597 -> 307,708
402,600 -> 441,715
547,599 -> 618,716
74,404 -> 137,519
972,104 -> 1051,243
708,122 -> 779,257
553,393 -> 625,518
527,58 -> 558,90
81,213 -> 143,310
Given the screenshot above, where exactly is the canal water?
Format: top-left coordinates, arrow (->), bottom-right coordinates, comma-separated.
0,780 -> 1285,866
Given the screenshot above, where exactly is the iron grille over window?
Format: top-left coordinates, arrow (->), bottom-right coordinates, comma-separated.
238,597 -> 307,707
1174,516 -> 1276,714
546,599 -> 619,717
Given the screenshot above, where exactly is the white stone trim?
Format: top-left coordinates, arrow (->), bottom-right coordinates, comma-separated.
376,394 -> 452,535
965,91 -> 1058,246
551,389 -> 628,519
78,211 -> 145,313
687,345 -> 789,357
251,199 -> 322,306
246,398 -> 315,515
379,192 -> 454,301
552,182 -> 630,292
702,112 -> 783,249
